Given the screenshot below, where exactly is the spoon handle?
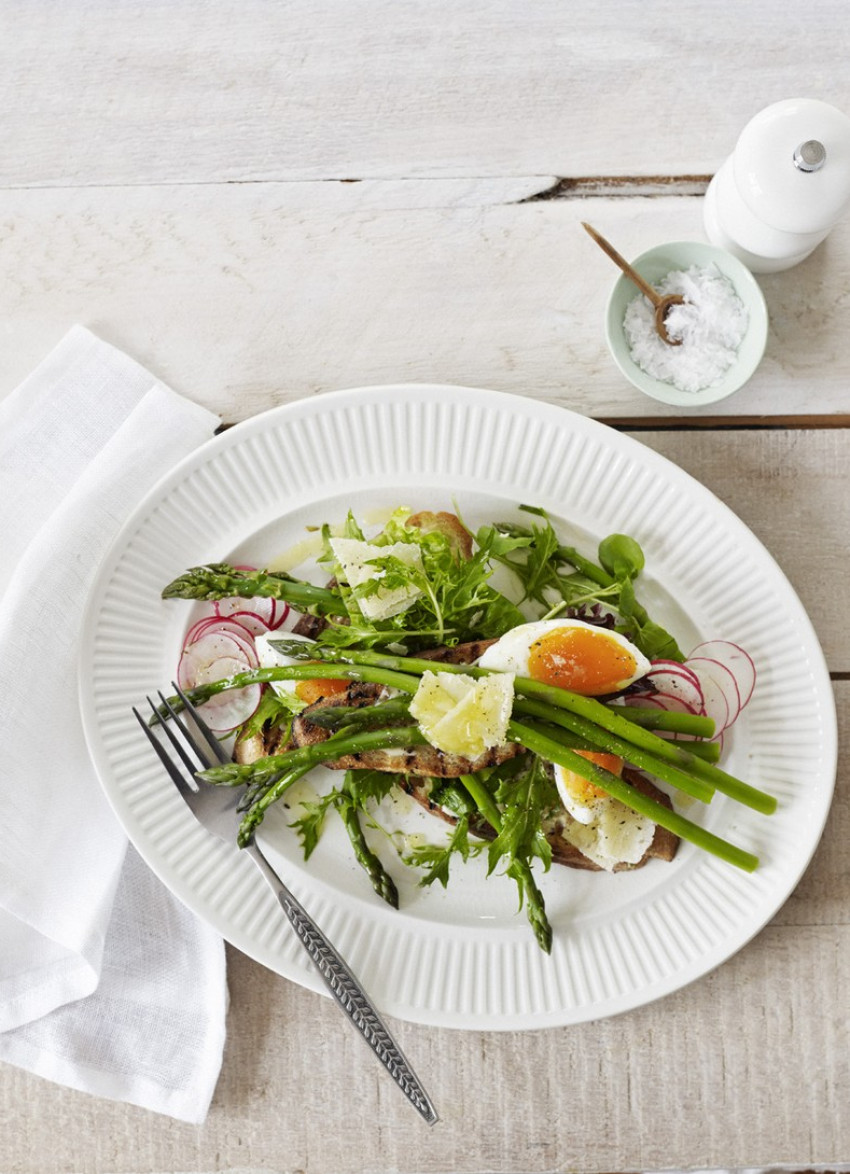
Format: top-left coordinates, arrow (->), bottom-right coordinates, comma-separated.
581,222 -> 660,307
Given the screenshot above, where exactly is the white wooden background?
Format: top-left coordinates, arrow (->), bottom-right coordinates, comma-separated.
1,2 -> 849,1172
2,0 -> 850,421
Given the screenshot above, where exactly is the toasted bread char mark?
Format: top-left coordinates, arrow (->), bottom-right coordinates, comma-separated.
311,742 -> 521,777
405,769 -> 679,871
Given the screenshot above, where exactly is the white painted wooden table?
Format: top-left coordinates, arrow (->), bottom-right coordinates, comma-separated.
1,3 -> 848,1172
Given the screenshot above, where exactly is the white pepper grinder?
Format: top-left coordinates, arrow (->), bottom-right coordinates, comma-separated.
704,98 -> 850,272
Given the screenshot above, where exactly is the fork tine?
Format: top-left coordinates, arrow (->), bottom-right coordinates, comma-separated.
173,682 -> 231,765
133,707 -> 197,801
145,694 -> 205,777
156,690 -> 218,772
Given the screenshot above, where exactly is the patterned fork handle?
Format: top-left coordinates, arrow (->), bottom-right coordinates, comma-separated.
245,841 -> 439,1125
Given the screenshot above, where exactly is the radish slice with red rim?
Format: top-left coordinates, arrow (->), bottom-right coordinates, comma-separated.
186,654 -> 262,732
622,694 -> 666,710
268,601 -> 291,630
269,604 -> 302,632
184,627 -> 258,668
627,689 -> 699,715
633,690 -> 695,709
686,663 -> 730,735
215,593 -> 278,628
178,631 -> 257,693
183,615 -> 260,654
687,656 -> 741,726
690,640 -> 756,709
645,658 -> 704,690
639,667 -> 705,713
621,693 -> 702,740
642,689 -> 700,714
183,615 -> 221,647
223,610 -> 271,638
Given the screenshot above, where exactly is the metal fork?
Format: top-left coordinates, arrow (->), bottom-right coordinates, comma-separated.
133,684 -> 438,1126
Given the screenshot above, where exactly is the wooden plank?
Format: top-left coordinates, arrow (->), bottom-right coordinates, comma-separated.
635,428 -> 849,671
2,686 -> 846,1173
2,1 -> 849,185
2,185 -> 849,419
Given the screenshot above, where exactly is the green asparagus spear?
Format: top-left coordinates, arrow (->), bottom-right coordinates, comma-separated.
512,696 -> 714,803
606,706 -> 716,737
304,697 -> 413,730
236,762 -> 315,846
161,563 -> 342,614
200,724 -> 427,788
459,772 -> 553,954
508,720 -> 759,872
150,661 -> 423,724
338,772 -> 399,908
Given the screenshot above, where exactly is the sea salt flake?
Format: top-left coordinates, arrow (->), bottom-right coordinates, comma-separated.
623,263 -> 749,394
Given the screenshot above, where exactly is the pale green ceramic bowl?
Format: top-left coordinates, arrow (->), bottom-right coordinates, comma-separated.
604,241 -> 769,407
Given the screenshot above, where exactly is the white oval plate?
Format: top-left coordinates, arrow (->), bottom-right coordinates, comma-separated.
79,385 -> 837,1029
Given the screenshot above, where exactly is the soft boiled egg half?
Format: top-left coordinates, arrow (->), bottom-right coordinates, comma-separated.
477,618 -> 650,696
478,619 -> 655,870
553,749 -> 656,870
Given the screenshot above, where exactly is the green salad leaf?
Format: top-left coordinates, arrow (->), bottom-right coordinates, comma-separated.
318,511 -> 527,651
490,505 -> 685,661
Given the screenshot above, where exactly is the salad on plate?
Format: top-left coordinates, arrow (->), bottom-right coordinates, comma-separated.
154,504 -> 773,953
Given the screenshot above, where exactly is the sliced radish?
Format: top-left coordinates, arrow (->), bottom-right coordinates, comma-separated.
690,640 -> 756,709
627,689 -> 698,714
183,615 -> 221,646
190,655 -> 262,732
178,631 -> 257,692
640,666 -> 705,713
687,656 -> 741,726
185,626 -> 258,668
215,593 -> 277,626
270,604 -> 301,632
622,694 -> 666,710
269,601 -> 290,630
224,610 -> 272,637
200,615 -> 265,650
646,658 -> 704,688
622,693 -> 702,742
643,689 -> 699,714
183,615 -> 260,654
687,663 -> 730,734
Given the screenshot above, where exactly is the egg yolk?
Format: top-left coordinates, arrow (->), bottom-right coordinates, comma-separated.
295,676 -> 350,705
528,625 -> 637,696
562,750 -> 624,804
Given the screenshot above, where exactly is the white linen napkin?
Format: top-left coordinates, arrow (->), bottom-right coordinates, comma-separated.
0,326 -> 227,1123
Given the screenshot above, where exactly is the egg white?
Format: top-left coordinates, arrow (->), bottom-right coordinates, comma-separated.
553,763 -> 605,825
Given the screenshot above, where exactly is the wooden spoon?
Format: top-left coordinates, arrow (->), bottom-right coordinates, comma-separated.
582,222 -> 684,346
